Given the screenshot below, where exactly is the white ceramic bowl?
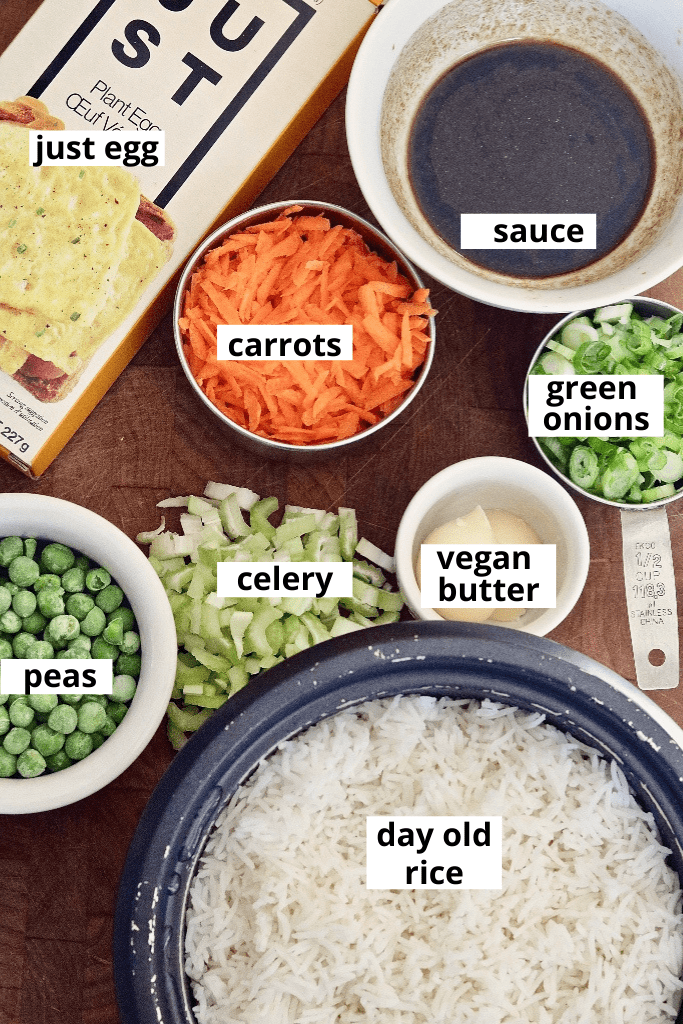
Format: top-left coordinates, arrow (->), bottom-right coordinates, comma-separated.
0,494 -> 177,814
346,0 -> 683,313
395,457 -> 590,635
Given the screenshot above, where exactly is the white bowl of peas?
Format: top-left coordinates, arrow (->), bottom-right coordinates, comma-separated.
0,494 -> 177,813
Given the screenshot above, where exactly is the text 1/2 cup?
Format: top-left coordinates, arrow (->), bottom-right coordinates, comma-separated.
526,297 -> 683,689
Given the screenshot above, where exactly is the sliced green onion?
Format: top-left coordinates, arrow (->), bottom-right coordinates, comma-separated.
569,446 -> 599,490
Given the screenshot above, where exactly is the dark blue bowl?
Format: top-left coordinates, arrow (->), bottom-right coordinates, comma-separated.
113,621 -> 683,1024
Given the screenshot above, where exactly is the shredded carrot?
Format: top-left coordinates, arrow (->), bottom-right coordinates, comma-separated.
179,211 -> 435,445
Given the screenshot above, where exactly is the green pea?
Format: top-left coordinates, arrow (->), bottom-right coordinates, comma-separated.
25,640 -> 54,659
0,537 -> 23,567
111,675 -> 137,703
9,702 -> 34,729
0,588 -> 12,615
0,749 -> 17,776
68,635 -> 91,655
46,614 -> 80,645
91,637 -> 117,659
57,648 -> 86,660
33,573 -> 62,592
12,589 -> 37,618
30,724 -> 65,757
23,538 -> 37,560
4,727 -> 31,755
0,610 -> 22,634
37,589 -> 65,618
12,632 -> 34,657
108,701 -> 128,725
8,556 -> 40,587
75,555 -> 90,572
95,585 -> 123,613
120,631 -> 140,656
17,748 -> 46,777
90,732 -> 105,751
116,653 -> 141,678
0,637 -> 14,658
86,567 -> 111,592
27,694 -> 59,713
40,543 -> 76,575
21,611 -> 47,635
45,750 -> 72,771
61,567 -> 86,593
47,704 -> 78,734
99,715 -> 117,738
77,702 -> 106,734
102,618 -> 124,646
59,694 -> 82,706
3,583 -> 18,596
107,606 -> 136,632
81,694 -> 107,708
64,730 -> 92,760
0,706 -> 9,736
81,606 -> 106,637
65,593 -> 95,621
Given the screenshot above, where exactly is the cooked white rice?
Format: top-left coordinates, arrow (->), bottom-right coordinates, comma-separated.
185,696 -> 683,1023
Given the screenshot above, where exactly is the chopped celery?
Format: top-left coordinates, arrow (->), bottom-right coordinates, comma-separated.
187,495 -> 215,516
338,507 -> 358,561
137,486 -> 405,748
273,514 -> 318,547
219,493 -> 251,538
355,537 -> 395,573
330,616 -> 365,636
204,481 -> 259,508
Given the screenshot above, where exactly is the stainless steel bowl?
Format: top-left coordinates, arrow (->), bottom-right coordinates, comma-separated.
173,201 -> 435,462
526,296 -> 683,510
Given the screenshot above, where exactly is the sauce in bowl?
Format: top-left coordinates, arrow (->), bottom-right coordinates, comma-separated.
408,41 -> 654,279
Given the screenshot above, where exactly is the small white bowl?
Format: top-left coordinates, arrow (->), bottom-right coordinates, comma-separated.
0,494 -> 177,814
395,457 -> 590,635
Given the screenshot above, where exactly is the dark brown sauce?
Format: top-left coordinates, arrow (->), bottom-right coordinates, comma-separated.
408,41 -> 655,278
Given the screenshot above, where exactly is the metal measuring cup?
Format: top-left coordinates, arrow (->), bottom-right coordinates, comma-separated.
526,297 -> 682,690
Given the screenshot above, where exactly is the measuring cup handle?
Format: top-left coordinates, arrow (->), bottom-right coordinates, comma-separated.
621,508 -> 679,690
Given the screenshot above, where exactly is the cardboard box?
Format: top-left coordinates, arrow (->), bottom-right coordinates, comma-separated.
0,0 -> 380,477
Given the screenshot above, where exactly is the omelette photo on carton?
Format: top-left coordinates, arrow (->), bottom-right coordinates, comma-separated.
0,98 -> 174,402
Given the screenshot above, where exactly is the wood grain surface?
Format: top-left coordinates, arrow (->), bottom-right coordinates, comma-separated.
2,4 -> 683,1022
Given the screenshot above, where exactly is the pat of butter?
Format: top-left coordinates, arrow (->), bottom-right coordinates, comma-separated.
417,506 -> 540,623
